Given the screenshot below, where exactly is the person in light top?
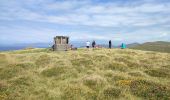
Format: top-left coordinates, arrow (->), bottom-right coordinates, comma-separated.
86,41 -> 90,48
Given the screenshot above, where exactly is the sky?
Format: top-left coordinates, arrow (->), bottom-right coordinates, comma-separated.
0,0 -> 170,45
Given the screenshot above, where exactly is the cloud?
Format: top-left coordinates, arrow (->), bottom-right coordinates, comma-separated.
1,0 -> 170,27
0,0 -> 170,44
159,33 -> 168,37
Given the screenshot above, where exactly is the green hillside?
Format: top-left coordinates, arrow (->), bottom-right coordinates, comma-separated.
130,41 -> 170,53
0,48 -> 170,100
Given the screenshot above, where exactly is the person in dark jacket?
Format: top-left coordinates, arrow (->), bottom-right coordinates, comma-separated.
52,44 -> 55,51
92,40 -> 96,48
109,40 -> 112,49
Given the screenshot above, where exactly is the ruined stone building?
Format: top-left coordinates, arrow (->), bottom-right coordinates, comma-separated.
53,36 -> 69,51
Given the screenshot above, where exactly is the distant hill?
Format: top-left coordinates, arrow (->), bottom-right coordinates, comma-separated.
130,41 -> 170,53
127,43 -> 140,48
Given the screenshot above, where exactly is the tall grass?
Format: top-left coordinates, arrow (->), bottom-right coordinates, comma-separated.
0,48 -> 170,100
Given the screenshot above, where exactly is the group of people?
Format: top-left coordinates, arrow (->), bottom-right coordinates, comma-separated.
86,40 -> 126,49
86,40 -> 98,48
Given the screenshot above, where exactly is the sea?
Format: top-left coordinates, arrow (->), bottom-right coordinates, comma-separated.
0,42 -> 85,51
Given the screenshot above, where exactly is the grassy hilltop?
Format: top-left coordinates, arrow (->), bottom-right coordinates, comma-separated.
0,48 -> 170,100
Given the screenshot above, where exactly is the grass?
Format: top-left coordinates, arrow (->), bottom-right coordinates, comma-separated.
35,54 -> 51,67
83,75 -> 106,92
0,48 -> 170,100
102,87 -> 122,99
130,80 -> 170,100
41,67 -> 66,77
144,68 -> 170,78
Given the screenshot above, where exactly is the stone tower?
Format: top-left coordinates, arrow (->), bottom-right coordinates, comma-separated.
53,36 -> 69,51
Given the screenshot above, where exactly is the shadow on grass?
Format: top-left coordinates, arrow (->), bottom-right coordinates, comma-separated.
99,87 -> 122,100
144,68 -> 170,78
0,63 -> 35,79
41,67 -> 65,77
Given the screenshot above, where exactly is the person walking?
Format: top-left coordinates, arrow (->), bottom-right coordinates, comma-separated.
86,41 -> 90,49
92,40 -> 96,49
109,40 -> 112,49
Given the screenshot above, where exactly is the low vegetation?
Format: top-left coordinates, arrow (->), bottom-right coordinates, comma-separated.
131,41 -> 170,53
0,48 -> 170,100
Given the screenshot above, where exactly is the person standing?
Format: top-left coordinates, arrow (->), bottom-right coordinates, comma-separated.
121,43 -> 126,49
109,40 -> 112,49
86,41 -> 90,49
52,44 -> 55,51
92,40 -> 96,49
